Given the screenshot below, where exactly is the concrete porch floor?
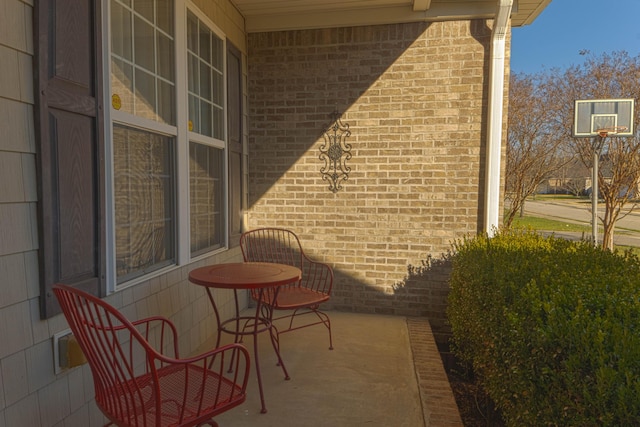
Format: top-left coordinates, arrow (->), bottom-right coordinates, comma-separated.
210,311 -> 463,427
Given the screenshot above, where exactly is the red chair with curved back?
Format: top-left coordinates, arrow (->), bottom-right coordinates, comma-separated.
53,284 -> 250,427
240,228 -> 334,350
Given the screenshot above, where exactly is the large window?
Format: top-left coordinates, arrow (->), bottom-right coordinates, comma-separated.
113,125 -> 175,282
109,1 -> 232,285
187,11 -> 226,255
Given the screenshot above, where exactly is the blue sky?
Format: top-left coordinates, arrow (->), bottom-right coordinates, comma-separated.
511,0 -> 640,74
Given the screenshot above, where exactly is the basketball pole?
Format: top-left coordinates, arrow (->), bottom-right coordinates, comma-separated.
591,134 -> 606,247
574,98 -> 634,248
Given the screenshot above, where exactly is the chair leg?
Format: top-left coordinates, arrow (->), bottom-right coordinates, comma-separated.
275,308 -> 334,350
321,311 -> 333,350
268,324 -> 290,379
313,309 -> 333,350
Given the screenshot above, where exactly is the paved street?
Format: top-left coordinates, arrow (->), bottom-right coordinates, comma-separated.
523,199 -> 640,247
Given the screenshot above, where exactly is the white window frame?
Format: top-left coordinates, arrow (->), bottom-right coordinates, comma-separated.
103,0 -> 230,292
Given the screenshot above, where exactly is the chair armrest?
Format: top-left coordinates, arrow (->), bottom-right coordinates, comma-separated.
148,343 -> 250,421
301,257 -> 334,295
154,343 -> 251,398
164,342 -> 250,368
131,316 -> 180,358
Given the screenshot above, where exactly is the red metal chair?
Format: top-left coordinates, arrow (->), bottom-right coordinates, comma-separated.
53,284 -> 250,427
240,228 -> 334,350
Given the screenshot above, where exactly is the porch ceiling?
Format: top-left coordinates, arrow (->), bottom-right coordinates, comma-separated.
231,0 -> 552,33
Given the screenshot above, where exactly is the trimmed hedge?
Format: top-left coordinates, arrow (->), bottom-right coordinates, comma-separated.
447,229 -> 640,426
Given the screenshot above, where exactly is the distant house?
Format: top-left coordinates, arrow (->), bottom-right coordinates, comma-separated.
541,154 -> 640,198
539,157 -> 591,195
0,0 -> 550,424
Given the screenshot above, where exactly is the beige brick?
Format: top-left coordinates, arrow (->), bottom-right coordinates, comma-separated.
246,19 -> 506,328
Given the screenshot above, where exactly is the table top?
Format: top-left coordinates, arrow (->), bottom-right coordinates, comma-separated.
189,262 -> 301,290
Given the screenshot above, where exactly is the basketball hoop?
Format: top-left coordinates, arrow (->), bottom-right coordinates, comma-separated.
573,99 -> 635,138
595,126 -> 628,137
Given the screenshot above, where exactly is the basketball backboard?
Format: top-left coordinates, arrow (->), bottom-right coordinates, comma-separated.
573,98 -> 635,137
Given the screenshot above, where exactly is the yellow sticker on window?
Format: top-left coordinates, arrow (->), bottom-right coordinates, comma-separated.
112,94 -> 122,110
188,120 -> 193,131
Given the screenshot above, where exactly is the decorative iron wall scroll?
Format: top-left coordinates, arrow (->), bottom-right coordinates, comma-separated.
319,111 -> 352,193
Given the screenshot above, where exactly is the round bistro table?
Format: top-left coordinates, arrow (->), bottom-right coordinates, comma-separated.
188,262 -> 301,414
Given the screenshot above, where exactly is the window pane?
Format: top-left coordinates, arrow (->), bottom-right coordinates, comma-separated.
157,79 -> 175,124
111,58 -> 134,114
156,32 -> 173,81
156,0 -> 173,34
190,142 -> 223,255
199,26 -> 211,64
135,68 -> 156,120
187,53 -> 198,93
134,16 -> 155,72
111,0 -> 174,125
212,107 -> 223,140
213,70 -> 223,104
134,0 -> 154,22
187,13 -> 224,139
187,11 -> 197,52
212,37 -> 223,69
200,101 -> 212,137
114,124 -> 175,282
188,94 -> 199,132
111,1 -> 132,60
199,61 -> 211,100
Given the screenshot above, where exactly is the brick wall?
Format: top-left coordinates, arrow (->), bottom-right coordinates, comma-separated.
247,20 -> 506,342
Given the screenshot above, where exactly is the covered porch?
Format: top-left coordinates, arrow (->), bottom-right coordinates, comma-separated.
0,0 -> 553,425
205,310 -> 462,426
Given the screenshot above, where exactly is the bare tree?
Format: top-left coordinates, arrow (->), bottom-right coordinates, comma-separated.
504,73 -> 569,227
549,51 -> 640,249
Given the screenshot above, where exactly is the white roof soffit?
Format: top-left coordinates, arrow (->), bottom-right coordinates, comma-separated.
234,0 -> 550,33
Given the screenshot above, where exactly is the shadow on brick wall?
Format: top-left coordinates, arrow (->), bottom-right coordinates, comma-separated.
331,252 -> 454,349
247,22 -> 435,202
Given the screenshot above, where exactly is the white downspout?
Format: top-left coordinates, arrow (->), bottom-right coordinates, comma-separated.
484,0 -> 513,236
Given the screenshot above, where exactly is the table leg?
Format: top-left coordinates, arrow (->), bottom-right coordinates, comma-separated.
204,288 -> 222,349
262,302 -> 290,379
227,290 -> 244,373
207,286 -> 292,414
252,288 -> 269,413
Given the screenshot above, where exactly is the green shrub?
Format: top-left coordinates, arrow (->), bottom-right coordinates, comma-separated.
448,228 -> 640,426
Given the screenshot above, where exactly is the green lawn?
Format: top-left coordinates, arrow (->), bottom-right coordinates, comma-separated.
510,215 -> 591,233
510,212 -> 640,254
